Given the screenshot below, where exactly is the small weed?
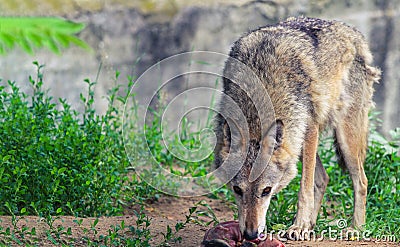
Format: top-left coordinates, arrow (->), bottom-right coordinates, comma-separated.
159,204 -> 199,246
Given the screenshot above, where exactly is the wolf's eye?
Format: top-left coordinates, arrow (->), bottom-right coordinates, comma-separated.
261,186 -> 272,197
233,186 -> 243,196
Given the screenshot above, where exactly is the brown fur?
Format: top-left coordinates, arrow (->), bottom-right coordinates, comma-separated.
214,17 -> 380,241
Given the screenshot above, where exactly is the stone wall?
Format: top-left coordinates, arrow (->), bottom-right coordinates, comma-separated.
0,0 -> 399,134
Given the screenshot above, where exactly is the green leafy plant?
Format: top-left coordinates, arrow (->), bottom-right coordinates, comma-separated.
0,62 -> 149,217
159,204 -> 199,246
0,17 -> 90,55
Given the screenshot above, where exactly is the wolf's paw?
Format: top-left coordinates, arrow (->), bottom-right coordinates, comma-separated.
286,222 -> 315,241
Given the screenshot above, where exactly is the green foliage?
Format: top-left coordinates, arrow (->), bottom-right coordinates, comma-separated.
0,62 -> 153,217
0,17 -> 90,55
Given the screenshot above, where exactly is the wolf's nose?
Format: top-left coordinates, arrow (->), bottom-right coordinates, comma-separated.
243,230 -> 258,240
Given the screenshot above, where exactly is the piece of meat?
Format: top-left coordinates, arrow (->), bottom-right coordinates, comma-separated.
201,221 -> 285,247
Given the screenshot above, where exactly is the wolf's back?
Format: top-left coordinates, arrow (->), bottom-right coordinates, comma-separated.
215,17 -> 379,162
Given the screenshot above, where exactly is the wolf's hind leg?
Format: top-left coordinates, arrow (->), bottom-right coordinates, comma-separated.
334,115 -> 368,229
332,53 -> 375,229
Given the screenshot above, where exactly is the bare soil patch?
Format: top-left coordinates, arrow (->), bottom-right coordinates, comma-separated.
0,196 -> 397,246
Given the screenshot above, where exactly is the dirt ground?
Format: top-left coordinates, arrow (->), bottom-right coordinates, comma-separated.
0,196 -> 398,246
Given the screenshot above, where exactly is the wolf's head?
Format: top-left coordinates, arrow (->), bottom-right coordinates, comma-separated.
217,119 -> 298,241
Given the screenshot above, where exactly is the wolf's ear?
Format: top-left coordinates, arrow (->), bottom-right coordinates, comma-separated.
222,118 -> 245,154
263,119 -> 284,150
221,121 -> 230,157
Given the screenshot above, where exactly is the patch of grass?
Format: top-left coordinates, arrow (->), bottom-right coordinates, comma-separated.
0,62 -> 156,217
0,62 -> 215,246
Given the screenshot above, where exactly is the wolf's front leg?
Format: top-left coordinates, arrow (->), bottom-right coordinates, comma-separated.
287,124 -> 319,240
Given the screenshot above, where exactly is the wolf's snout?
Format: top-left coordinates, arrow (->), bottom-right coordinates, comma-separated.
243,229 -> 259,241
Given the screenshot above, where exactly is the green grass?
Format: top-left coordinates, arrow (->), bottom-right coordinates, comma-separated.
0,63 -> 141,217
0,62 -> 212,246
0,62 -> 398,245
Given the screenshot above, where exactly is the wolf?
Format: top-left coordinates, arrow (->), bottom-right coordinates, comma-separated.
213,16 -> 380,241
